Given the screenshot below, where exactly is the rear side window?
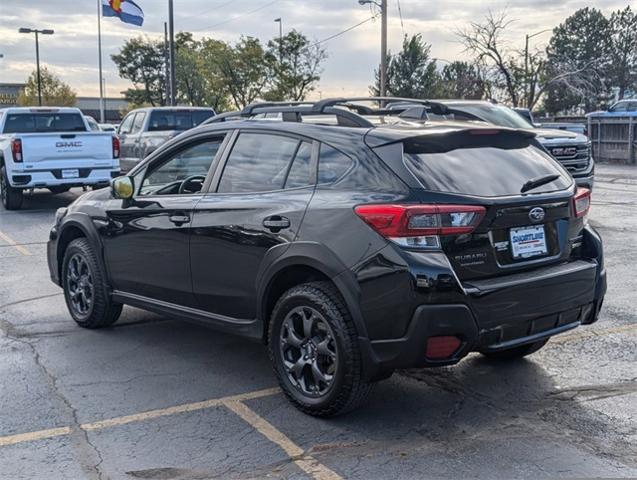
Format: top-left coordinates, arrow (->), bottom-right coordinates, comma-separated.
3,113 -> 87,133
404,145 -> 571,197
285,141 -> 313,188
318,145 -> 353,184
218,133 -> 300,193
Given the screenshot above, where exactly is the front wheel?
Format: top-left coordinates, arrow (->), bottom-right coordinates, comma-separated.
480,339 -> 548,361
62,238 -> 122,328
268,282 -> 373,417
1,166 -> 23,210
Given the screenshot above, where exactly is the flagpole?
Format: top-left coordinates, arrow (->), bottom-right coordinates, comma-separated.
97,0 -> 105,123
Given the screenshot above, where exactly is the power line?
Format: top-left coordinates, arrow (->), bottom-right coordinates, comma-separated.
313,15 -> 378,47
197,0 -> 280,32
193,0 -> 239,18
396,0 -> 405,35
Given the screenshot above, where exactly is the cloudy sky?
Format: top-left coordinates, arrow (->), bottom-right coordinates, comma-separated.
0,0 -> 629,99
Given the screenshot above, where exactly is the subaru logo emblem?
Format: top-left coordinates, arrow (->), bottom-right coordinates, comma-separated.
529,207 -> 545,222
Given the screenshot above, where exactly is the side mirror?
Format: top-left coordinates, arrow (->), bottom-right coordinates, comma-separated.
111,176 -> 135,200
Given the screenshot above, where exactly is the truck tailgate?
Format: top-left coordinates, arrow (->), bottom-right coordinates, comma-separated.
20,133 -> 114,164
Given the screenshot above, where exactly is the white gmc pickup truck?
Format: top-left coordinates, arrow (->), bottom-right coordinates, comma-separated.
0,107 -> 120,210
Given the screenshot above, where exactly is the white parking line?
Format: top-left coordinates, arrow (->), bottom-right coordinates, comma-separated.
0,230 -> 31,256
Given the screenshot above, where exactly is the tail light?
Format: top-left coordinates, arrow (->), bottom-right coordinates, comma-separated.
11,139 -> 23,162
354,204 -> 486,249
573,187 -> 591,218
112,136 -> 120,159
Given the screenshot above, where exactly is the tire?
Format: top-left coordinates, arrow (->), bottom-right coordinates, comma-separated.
480,338 -> 548,361
48,186 -> 71,195
268,281 -> 373,417
62,238 -> 122,328
1,165 -> 23,210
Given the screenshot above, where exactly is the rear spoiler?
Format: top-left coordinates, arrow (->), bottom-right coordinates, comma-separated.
369,128 -> 539,153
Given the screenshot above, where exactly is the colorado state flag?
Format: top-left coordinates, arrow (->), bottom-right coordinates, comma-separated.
102,0 -> 144,27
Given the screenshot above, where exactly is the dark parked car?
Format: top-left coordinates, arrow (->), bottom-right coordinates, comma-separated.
47,98 -> 606,417
117,107 -> 215,172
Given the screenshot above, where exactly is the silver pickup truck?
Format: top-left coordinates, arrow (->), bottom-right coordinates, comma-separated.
0,107 -> 120,210
117,107 -> 215,172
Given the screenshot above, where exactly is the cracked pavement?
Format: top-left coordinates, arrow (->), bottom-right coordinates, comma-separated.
0,164 -> 636,479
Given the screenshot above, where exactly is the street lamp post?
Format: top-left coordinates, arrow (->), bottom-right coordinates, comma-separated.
524,28 -> 551,108
274,18 -> 282,64
19,27 -> 54,107
358,0 -> 387,98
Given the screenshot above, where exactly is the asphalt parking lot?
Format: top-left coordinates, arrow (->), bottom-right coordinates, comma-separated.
0,163 -> 636,480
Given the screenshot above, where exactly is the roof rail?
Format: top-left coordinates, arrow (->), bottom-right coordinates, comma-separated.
202,96 -> 450,127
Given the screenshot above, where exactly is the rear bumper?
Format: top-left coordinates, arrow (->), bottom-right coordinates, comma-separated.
358,228 -> 606,379
9,167 -> 119,189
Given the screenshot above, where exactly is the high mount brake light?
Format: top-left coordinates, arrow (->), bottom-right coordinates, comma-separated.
11,139 -> 23,162
354,204 -> 486,249
573,187 -> 591,218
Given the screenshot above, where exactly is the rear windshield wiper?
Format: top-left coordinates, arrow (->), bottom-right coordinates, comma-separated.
520,174 -> 560,193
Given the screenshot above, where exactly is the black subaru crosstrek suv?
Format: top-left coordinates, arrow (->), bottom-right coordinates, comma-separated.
47,98 -> 606,417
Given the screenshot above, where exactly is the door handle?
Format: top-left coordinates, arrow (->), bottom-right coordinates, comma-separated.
169,213 -> 190,226
263,215 -> 290,231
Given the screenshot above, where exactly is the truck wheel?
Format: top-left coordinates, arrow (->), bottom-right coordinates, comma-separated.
1,166 -> 23,210
62,238 -> 122,328
48,186 -> 71,195
268,281 -> 373,417
480,339 -> 548,361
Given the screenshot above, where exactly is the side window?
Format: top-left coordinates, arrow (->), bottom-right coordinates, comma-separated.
131,112 -> 146,134
285,141 -> 313,189
318,144 -> 353,184
138,138 -> 224,196
628,102 -> 637,112
611,103 -> 627,112
217,133 -> 300,193
119,114 -> 135,134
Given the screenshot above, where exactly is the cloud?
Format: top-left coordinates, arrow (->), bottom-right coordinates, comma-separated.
0,0 -> 629,98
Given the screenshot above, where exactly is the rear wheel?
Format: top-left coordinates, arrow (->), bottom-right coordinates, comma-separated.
1,166 -> 23,210
48,186 -> 71,195
62,238 -> 122,328
268,281 -> 373,417
480,339 -> 548,361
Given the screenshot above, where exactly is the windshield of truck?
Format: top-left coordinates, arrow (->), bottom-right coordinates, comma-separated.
450,104 -> 534,129
3,113 -> 87,133
148,110 -> 215,131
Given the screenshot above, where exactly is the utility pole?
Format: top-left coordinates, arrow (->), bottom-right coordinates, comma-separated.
19,27 -> 54,107
97,0 -> 105,123
164,22 -> 171,105
274,18 -> 282,64
380,0 -> 387,98
524,29 -> 551,109
358,0 -> 388,98
168,0 -> 176,106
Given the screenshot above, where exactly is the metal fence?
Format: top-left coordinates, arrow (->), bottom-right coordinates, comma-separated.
587,116 -> 637,164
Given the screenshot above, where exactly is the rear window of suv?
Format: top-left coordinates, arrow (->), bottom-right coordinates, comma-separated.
3,113 -> 87,133
402,134 -> 571,197
148,110 -> 215,131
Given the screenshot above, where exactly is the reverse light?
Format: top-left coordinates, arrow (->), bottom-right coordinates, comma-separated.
354,204 -> 486,249
11,139 -> 23,162
112,136 -> 120,159
573,187 -> 591,218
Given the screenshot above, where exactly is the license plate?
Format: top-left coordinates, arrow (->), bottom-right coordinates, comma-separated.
61,169 -> 79,179
510,225 -> 548,259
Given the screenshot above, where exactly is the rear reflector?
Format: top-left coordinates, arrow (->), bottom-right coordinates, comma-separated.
11,138 -> 23,162
426,336 -> 462,360
573,187 -> 591,218
354,204 -> 485,249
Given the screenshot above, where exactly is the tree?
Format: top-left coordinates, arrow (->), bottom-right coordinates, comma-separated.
609,6 -> 637,100
371,34 -> 441,98
18,67 -> 76,106
111,36 -> 166,106
545,8 -> 613,114
265,30 -> 327,101
457,12 -> 522,106
217,36 -> 269,109
438,61 -> 486,99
